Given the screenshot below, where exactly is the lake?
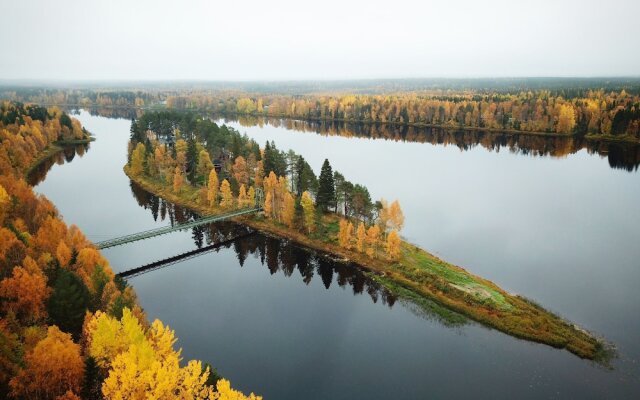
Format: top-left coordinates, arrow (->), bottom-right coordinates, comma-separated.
33,110 -> 640,399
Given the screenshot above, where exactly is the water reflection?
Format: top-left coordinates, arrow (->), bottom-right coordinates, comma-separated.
70,107 -> 640,171
27,144 -> 90,186
228,115 -> 640,172
69,107 -> 144,120
127,179 -> 442,314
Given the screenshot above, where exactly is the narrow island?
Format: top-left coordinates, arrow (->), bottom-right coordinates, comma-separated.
124,110 -> 610,362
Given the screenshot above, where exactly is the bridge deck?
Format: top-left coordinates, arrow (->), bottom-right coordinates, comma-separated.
95,207 -> 261,249
117,230 -> 256,278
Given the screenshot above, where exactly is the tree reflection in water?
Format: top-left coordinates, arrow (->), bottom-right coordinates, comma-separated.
27,144 -> 90,186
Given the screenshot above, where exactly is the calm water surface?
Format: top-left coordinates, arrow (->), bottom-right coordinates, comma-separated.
33,110 -> 640,399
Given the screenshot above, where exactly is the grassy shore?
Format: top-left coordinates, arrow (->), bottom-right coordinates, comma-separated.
125,167 -> 611,363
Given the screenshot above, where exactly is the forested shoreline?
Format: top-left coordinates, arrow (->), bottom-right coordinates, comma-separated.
126,110 -> 610,362
0,102 -> 260,399
3,79 -> 640,142
165,90 -> 640,141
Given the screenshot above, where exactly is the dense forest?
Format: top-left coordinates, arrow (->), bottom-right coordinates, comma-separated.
3,80 -> 640,140
166,90 -> 640,139
0,103 -> 260,399
127,110 -> 403,259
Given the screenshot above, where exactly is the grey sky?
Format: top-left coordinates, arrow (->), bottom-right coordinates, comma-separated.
1,0 -> 638,80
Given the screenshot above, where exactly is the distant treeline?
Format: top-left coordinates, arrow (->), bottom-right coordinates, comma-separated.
3,77 -> 640,95
3,80 -> 640,139
167,91 -> 640,138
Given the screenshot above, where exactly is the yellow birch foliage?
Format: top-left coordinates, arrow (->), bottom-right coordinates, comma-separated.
388,200 -> 405,232
220,179 -> 234,209
197,150 -> 214,182
238,184 -> 248,207
301,191 -> 315,233
207,169 -> 219,207
557,104 -> 576,134
130,143 -> 146,176
356,222 -> 366,253
213,379 -> 262,400
247,186 -> 256,207
85,308 -> 260,400
386,229 -> 401,260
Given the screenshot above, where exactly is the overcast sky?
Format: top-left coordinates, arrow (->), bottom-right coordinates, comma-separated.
1,0 -> 639,81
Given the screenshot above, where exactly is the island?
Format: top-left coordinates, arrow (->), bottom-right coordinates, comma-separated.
124,109 -> 610,362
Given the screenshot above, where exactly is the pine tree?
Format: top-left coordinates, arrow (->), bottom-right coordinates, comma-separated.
316,159 -> 335,211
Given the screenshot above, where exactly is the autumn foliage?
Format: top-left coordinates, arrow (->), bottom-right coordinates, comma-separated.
0,103 -> 260,399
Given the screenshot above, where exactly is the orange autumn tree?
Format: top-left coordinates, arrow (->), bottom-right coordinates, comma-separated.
282,192 -> 296,228
365,225 -> 381,258
219,179 -> 234,209
9,326 -> 84,400
232,156 -> 249,187
56,241 -> 72,267
0,256 -> 50,323
173,166 -> 184,193
338,219 -> 354,249
386,230 -> 401,260
356,222 -> 366,253
0,184 -> 9,225
238,184 -> 248,208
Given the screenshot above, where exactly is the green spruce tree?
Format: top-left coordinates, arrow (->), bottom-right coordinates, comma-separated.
316,159 -> 335,212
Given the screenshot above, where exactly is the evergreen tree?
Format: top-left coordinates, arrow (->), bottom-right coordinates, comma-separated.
47,269 -> 90,338
316,159 -> 335,212
294,156 -> 317,197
